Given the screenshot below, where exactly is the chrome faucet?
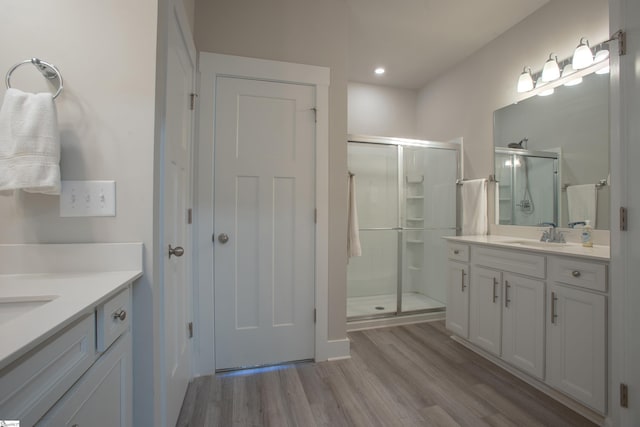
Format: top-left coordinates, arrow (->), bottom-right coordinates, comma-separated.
539,222 -> 565,243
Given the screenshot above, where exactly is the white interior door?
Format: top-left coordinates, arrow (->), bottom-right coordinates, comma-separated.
213,76 -> 316,371
162,5 -> 194,426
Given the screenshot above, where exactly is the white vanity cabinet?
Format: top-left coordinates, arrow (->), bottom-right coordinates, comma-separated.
546,258 -> 607,413
446,243 -> 470,338
445,237 -> 608,418
37,287 -> 133,427
501,272 -> 545,380
469,266 -> 502,356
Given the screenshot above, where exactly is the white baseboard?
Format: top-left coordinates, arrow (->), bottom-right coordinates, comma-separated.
317,338 -> 350,361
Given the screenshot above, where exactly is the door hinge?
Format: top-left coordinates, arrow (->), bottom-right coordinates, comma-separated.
190,93 -> 198,110
314,208 -> 317,224
188,322 -> 194,338
314,309 -> 317,323
621,383 -> 629,408
620,206 -> 628,231
187,208 -> 192,224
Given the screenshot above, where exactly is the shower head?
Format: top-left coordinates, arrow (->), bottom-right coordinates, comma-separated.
507,138 -> 528,149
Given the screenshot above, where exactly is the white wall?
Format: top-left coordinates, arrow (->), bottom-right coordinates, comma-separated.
348,82 -> 418,138
416,0 -> 608,222
0,2 -> 160,425
193,0 -> 349,341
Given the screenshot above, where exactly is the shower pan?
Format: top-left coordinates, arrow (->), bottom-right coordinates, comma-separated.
347,135 -> 460,321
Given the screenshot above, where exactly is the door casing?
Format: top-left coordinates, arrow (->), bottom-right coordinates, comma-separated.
193,53 -> 336,375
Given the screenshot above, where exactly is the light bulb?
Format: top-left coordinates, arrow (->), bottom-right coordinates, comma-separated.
572,37 -> 594,69
542,54 -> 560,82
517,67 -> 534,92
562,63 -> 582,87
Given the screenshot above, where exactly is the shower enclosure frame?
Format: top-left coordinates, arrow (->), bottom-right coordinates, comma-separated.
495,147 -> 559,227
348,134 -> 462,321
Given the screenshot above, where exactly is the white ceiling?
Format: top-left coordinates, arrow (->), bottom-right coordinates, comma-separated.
347,0 -> 550,89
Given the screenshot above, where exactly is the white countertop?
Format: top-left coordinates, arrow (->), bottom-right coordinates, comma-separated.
444,235 -> 610,261
0,271 -> 141,370
0,243 -> 143,371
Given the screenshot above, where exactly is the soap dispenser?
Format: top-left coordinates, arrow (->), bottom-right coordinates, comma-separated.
581,220 -> 593,247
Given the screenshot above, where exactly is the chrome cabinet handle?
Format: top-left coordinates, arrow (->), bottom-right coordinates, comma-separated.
168,245 -> 185,258
112,310 -> 127,321
572,270 -> 581,278
551,292 -> 558,324
492,277 -> 498,303
461,270 -> 467,291
218,233 -> 230,244
505,281 -> 511,308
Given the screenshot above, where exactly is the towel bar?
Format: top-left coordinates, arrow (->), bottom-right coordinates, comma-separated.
5,58 -> 64,100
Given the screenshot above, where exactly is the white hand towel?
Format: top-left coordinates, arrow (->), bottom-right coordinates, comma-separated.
461,179 -> 488,235
0,88 -> 61,195
567,184 -> 597,226
347,173 -> 362,259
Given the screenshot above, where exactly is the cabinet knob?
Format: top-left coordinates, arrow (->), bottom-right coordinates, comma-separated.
571,270 -> 581,278
112,310 -> 127,321
453,249 -> 459,255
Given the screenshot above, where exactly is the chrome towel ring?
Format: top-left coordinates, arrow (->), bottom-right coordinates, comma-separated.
5,58 -> 63,100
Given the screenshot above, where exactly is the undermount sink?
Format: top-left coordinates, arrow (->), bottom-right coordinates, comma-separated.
503,240 -> 569,248
0,295 -> 58,325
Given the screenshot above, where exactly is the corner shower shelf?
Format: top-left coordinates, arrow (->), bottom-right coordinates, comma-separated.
406,217 -> 424,222
407,240 -> 423,244
407,196 -> 424,200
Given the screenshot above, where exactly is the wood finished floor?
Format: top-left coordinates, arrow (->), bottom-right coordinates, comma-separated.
176,321 -> 597,427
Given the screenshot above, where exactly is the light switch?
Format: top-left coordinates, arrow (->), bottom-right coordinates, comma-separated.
60,180 -> 116,217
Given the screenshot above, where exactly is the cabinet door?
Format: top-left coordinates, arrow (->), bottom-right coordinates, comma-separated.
469,266 -> 502,356
446,261 -> 469,338
547,283 -> 606,413
38,333 -> 132,427
502,273 -> 545,379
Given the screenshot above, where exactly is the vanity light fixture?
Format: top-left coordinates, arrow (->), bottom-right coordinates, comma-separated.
572,37 -> 594,70
374,67 -> 385,75
541,54 -> 560,82
517,67 -> 534,93
562,63 -> 582,87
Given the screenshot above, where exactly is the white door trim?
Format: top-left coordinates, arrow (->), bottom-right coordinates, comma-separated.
193,52 -> 333,375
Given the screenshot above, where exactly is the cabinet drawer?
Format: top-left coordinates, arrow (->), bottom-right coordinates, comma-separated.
471,246 -> 545,279
97,287 -> 131,352
548,257 -> 608,292
448,243 -> 469,263
0,315 -> 96,426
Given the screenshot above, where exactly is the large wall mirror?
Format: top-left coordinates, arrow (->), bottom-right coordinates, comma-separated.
493,70 -> 609,230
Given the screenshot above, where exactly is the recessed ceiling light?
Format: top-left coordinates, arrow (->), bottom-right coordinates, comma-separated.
374,67 -> 385,75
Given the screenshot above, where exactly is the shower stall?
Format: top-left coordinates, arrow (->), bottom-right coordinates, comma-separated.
347,135 -> 460,320
494,148 -> 559,226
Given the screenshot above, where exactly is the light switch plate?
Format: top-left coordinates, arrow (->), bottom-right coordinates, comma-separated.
60,180 -> 116,217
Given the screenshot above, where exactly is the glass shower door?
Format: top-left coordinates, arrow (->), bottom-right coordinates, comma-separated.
401,146 -> 458,313
346,143 -> 399,317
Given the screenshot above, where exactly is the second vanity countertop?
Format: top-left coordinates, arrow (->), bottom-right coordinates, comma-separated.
444,235 -> 610,261
0,243 -> 143,371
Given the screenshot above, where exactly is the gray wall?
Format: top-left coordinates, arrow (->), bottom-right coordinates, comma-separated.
194,0 -> 349,340
348,82 -> 418,139
0,1 -> 162,425
415,0 -> 609,223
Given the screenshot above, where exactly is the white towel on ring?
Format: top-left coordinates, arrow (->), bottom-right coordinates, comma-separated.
461,178 -> 488,235
347,173 -> 362,259
0,88 -> 61,195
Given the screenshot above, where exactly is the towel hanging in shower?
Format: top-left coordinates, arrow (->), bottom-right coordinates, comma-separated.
347,173 -> 362,259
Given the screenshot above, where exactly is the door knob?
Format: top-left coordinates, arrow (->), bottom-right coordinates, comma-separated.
168,245 -> 185,258
218,233 -> 229,244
